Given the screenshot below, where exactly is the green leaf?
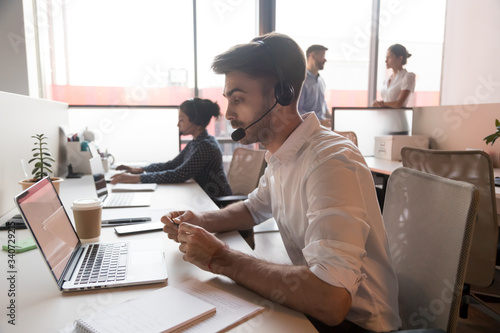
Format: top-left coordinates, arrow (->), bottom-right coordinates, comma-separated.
34,162 -> 42,167
45,157 -> 55,162
43,162 -> 52,167
28,158 -> 37,164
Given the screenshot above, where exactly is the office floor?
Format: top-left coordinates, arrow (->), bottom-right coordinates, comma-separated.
252,220 -> 500,333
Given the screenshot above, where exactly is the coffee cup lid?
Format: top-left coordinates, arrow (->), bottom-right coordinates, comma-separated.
71,198 -> 103,210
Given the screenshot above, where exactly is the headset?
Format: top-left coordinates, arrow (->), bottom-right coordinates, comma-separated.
231,40 -> 295,141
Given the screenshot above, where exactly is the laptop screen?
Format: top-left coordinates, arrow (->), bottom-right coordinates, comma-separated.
16,178 -> 79,281
89,156 -> 108,200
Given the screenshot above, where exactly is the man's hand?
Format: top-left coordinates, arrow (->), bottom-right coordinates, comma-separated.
177,222 -> 227,272
161,210 -> 204,242
109,173 -> 141,184
115,165 -> 144,174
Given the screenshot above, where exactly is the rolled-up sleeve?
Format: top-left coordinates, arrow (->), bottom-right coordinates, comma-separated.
244,168 -> 273,225
302,157 -> 371,297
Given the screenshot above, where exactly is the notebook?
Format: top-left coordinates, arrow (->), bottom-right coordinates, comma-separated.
73,286 -> 216,333
89,156 -> 152,208
14,177 -> 168,291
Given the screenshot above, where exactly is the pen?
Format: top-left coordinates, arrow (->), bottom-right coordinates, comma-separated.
101,217 -> 151,225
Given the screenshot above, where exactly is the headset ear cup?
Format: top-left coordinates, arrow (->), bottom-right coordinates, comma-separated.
274,82 -> 294,106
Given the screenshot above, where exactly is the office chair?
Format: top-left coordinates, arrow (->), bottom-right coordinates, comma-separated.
214,147 -> 267,249
401,147 -> 500,322
384,167 -> 479,333
333,131 -> 358,147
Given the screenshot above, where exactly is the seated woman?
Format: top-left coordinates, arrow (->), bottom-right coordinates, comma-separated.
372,43 -> 415,135
110,98 -> 232,199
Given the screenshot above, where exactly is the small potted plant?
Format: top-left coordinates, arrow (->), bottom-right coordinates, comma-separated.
483,119 -> 500,146
19,134 -> 64,192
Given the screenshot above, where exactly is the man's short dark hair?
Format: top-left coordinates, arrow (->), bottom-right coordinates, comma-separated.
306,44 -> 328,58
211,32 -> 306,102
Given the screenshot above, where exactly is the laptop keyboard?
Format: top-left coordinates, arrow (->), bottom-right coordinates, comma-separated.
106,193 -> 133,207
74,243 -> 129,285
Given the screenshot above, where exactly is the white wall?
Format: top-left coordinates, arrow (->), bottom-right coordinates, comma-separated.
0,0 -> 29,95
441,0 -> 500,105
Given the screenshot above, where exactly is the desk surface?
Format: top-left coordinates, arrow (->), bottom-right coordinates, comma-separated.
365,156 -> 500,217
0,177 -> 316,332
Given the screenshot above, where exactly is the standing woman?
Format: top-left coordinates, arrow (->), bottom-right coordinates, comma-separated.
372,44 -> 415,134
111,98 -> 232,199
373,44 -> 416,108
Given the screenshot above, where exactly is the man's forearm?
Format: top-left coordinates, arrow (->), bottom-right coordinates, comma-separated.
200,201 -> 256,233
211,248 -> 352,326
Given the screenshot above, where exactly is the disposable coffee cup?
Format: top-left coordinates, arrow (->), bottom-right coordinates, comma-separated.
71,198 -> 103,242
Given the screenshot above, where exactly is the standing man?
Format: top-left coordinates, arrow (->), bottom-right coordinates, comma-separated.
299,44 -> 331,126
161,33 -> 400,332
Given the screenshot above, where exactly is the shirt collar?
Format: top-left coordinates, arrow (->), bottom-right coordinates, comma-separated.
266,112 -> 320,165
306,70 -> 320,79
193,129 -> 209,141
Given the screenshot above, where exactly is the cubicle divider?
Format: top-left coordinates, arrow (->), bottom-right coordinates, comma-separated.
0,91 -> 68,217
331,107 -> 413,156
412,103 -> 500,167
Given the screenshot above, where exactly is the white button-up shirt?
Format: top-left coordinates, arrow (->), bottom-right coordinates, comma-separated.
245,113 -> 401,332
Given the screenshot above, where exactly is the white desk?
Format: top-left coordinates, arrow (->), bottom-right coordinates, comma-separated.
0,177 -> 316,332
365,157 -> 500,223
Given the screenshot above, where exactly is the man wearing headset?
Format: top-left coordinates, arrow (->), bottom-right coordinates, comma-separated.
161,32 -> 400,332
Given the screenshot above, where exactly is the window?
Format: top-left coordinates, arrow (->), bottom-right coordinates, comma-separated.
195,0 -> 258,151
37,0 -> 194,105
276,0 -> 373,107
377,0 -> 446,107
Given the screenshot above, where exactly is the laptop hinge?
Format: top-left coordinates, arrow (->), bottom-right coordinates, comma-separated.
62,245 -> 84,284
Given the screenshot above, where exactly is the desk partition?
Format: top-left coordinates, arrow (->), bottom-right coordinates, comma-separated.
0,92 -> 68,217
68,106 -> 180,165
331,107 -> 413,156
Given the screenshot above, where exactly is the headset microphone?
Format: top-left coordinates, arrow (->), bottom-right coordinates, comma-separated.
231,100 -> 278,141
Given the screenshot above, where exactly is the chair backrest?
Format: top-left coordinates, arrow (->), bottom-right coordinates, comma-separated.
334,131 -> 358,147
401,147 -> 498,287
227,148 -> 266,195
384,167 -> 479,332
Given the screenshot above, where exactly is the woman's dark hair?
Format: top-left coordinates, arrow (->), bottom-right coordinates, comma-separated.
180,98 -> 220,128
388,44 -> 412,65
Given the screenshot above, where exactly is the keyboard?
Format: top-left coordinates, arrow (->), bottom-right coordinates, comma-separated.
105,193 -> 134,207
74,243 -> 129,285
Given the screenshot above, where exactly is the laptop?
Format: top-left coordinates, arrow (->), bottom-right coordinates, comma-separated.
89,156 -> 152,208
14,177 -> 168,291
86,142 -> 125,182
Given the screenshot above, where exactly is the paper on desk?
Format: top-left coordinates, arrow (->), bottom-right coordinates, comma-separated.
172,279 -> 265,333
